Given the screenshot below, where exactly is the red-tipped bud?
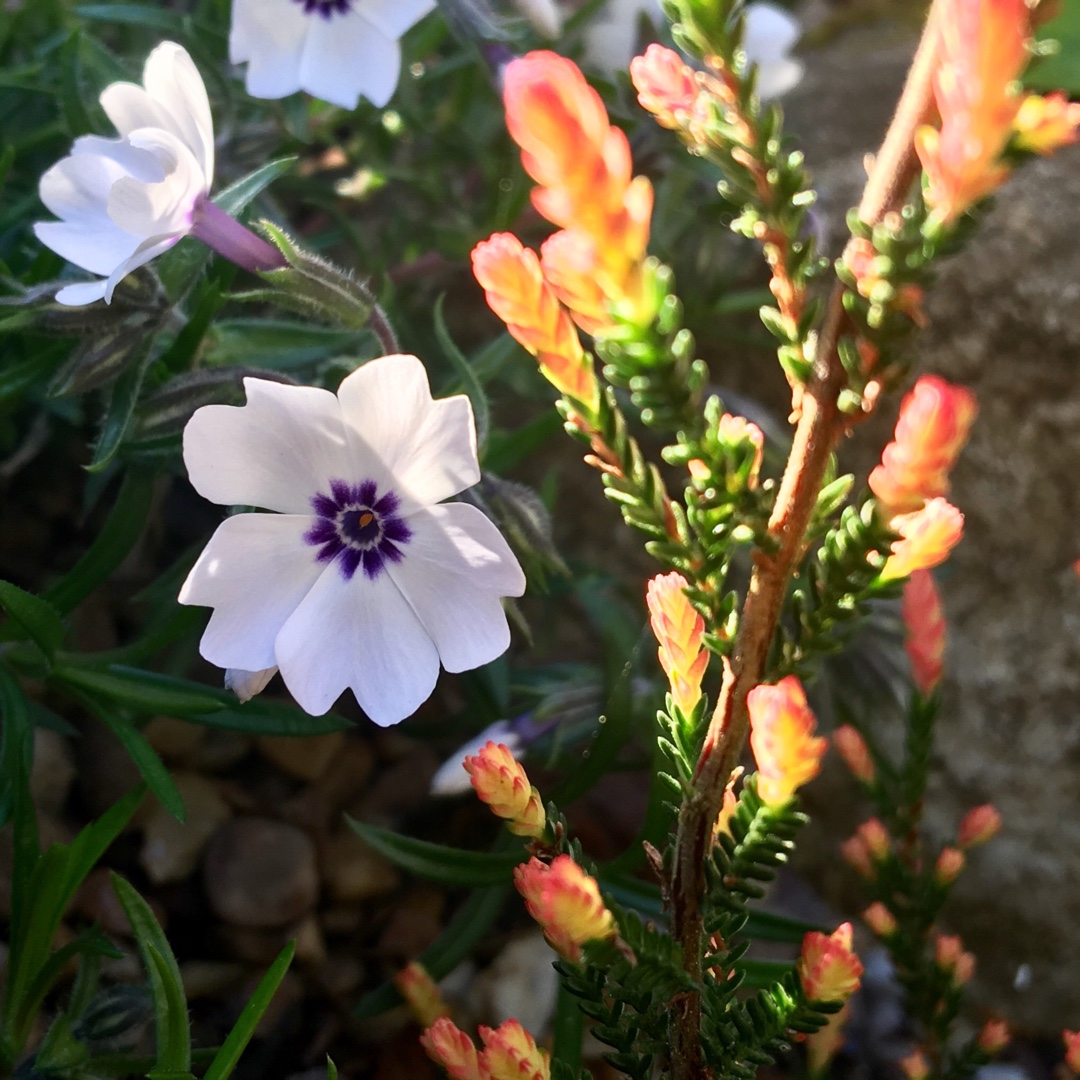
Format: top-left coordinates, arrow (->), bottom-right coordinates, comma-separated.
870,376 -> 978,518
1013,92 -> 1080,154
958,804 -> 1002,849
514,855 -> 615,961
935,845 -> 966,885
856,818 -> 891,862
862,902 -> 898,939
934,934 -> 975,984
978,1019 -> 1010,1055
798,922 -> 863,1003
834,725 -> 875,784
464,741 -> 546,839
479,1019 -> 551,1080
630,44 -> 700,130
841,835 -> 875,879
902,569 -> 946,695
899,1048 -> 930,1080
420,1017 -> 482,1080
1064,1030 -> 1080,1073
395,961 -> 449,1028
881,498 -> 965,582
646,572 -> 709,716
747,675 -> 827,807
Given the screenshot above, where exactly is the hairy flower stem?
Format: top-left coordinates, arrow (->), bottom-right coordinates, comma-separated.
667,5 -> 945,1076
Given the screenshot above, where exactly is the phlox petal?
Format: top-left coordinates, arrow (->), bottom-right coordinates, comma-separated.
300,11 -> 401,109
388,503 -> 526,673
142,41 -> 215,184
179,513 -> 325,671
229,0 -> 310,97
355,0 -> 438,44
742,2 -> 801,63
337,355 -> 480,511
183,378 -> 353,514
33,220 -> 141,278
39,148 -> 154,225
103,232 -> 184,302
755,56 -> 804,100
225,666 -> 279,702
107,130 -> 205,239
274,564 -> 440,723
54,281 -> 109,306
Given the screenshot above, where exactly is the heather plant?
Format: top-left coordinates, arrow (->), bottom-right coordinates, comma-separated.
2,0 -> 1080,1078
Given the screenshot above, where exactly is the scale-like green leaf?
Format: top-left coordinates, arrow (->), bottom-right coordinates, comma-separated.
202,943 -> 295,1080
346,818 -> 527,887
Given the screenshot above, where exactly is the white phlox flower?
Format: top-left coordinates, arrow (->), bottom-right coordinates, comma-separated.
230,0 -> 437,110
583,0 -> 803,98
179,354 -> 527,726
34,42 -> 214,307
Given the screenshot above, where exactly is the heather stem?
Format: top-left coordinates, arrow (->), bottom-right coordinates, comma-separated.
668,4 -> 946,1076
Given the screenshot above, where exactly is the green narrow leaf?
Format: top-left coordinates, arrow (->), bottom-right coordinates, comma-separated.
73,3 -> 186,30
202,943 -> 295,1080
345,818 -> 527,887
44,469 -> 156,614
87,336 -> 156,472
434,294 -> 490,449
191,698 -> 351,736
110,874 -> 191,1077
325,1058 -> 338,1080
51,665 -> 229,717
354,886 -> 507,1018
0,580 -> 65,658
82,697 -> 185,822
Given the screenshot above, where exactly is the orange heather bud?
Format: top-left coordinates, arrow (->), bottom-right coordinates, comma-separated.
463,741 -> 546,839
935,934 -> 976,984
936,845 -> 966,884
869,376 -> 978,518
539,230 -> 610,334
394,961 -> 450,1028
420,1017 -> 482,1080
841,835 -> 875,878
630,44 -> 700,131
716,414 -> 765,491
915,0 -> 1030,222
979,1019 -> 1010,1055
503,51 -> 654,322
471,233 -> 597,408
478,1019 -> 551,1080
834,725 -> 875,784
646,572 -> 708,716
900,1048 -> 931,1080
862,902 -> 898,939
713,785 -> 739,840
958,803 -> 1003,849
513,855 -> 616,961
1013,92 -> 1080,154
881,498 -> 965,582
855,818 -> 891,862
798,922 -> 863,1003
902,569 -> 946,696
747,675 -> 827,807
1063,1030 -> 1080,1073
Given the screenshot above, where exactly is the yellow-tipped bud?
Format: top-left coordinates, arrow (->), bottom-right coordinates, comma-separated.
394,961 -> 449,1028
646,572 -> 708,716
464,741 -> 546,839
747,676 -> 827,807
479,1019 -> 551,1080
798,922 -> 863,1003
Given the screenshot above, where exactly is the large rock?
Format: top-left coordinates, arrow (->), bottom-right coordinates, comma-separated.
780,15 -> 1080,1030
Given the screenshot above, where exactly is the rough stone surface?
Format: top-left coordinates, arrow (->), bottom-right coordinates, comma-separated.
204,817 -> 319,928
139,772 -> 231,885
780,18 -> 1080,1030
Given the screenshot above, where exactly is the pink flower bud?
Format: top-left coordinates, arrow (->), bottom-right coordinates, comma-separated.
646,572 -> 709,716
630,44 -> 700,131
934,934 -> 975,984
881,498 -> 965,582
978,1019 -> 1009,1055
862,902 -> 898,938
464,741 -> 547,839
935,845 -> 966,884
514,855 -> 615,961
856,818 -> 891,862
841,835 -> 874,878
479,1018 -> 551,1080
834,725 -> 875,784
747,675 -> 827,807
958,804 -> 1002,849
1063,1029 -> 1080,1073
420,1017 -> 482,1080
902,569 -> 946,695
899,1048 -> 930,1080
394,961 -> 449,1028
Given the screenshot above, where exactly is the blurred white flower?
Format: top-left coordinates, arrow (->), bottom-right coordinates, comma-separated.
429,719 -> 524,795
180,354 -> 526,726
230,0 -> 437,110
584,0 -> 802,98
34,42 -> 214,306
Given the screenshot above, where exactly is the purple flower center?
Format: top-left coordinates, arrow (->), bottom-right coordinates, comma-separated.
305,479 -> 412,581
292,0 -> 351,16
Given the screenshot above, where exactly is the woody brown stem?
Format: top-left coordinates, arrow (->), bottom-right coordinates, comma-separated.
668,5 -> 945,1077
